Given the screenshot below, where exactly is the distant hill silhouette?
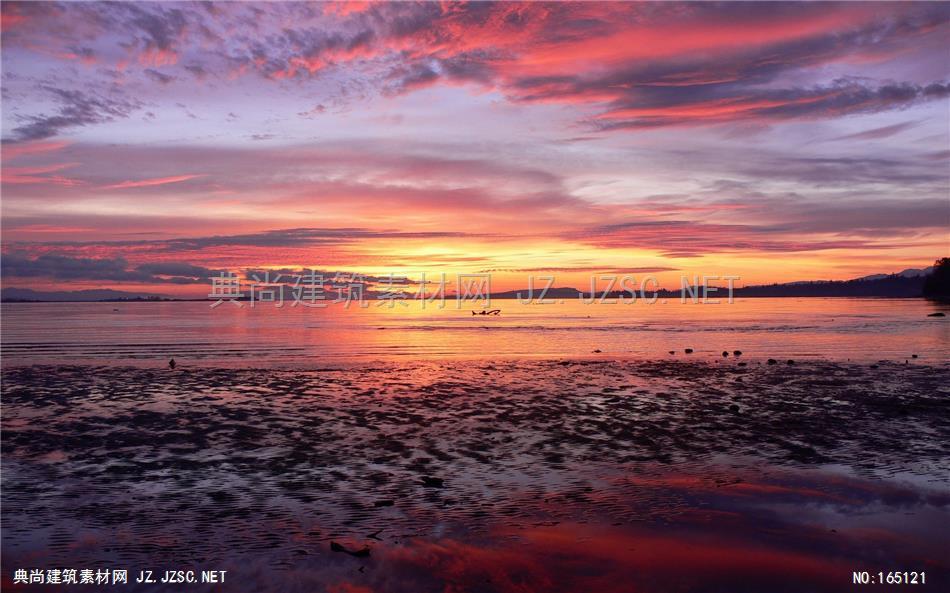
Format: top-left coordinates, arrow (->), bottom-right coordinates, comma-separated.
922,258 -> 950,300
486,287 -> 590,300
0,288 -> 174,302
1,264 -> 941,302
727,274 -> 926,298
853,266 -> 933,282
489,266 -> 938,299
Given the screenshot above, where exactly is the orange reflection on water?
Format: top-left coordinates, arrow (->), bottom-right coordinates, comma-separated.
2,298 -> 947,365
313,466 -> 948,593
374,523 -> 846,593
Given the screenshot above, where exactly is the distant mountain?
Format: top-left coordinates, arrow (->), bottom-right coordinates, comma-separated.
726,266 -> 935,298
1,265 -> 939,302
486,287 -> 587,300
487,265 -> 937,299
854,266 -> 934,282
922,258 -> 949,300
728,275 -> 926,298
1,288 -> 175,302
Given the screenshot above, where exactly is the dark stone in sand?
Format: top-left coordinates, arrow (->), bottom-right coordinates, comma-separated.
870,364 -> 879,369
330,541 -> 371,557
927,312 -> 945,317
785,443 -> 822,463
684,348 -> 694,354
668,350 -> 675,355
733,350 -> 742,356
592,349 -> 602,353
728,404 -> 740,414
787,360 -> 795,365
912,354 -> 919,359
737,362 -> 747,367
767,359 -> 778,365
420,476 -> 444,488
168,358 -> 176,370
722,351 -> 729,357
374,499 -> 394,507
207,490 -> 231,502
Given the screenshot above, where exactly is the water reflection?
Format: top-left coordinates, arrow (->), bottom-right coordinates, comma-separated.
2,298 -> 948,366
7,464 -> 943,592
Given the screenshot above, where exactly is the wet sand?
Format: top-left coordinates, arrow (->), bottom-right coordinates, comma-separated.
2,359 -> 949,592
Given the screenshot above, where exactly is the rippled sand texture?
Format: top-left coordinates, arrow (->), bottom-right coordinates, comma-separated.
3,360 -> 949,592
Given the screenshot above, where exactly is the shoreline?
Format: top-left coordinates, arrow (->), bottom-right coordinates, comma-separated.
2,354 -> 947,371
2,295 -> 948,302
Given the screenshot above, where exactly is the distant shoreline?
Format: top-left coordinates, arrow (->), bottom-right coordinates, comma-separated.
2,294 -> 945,304
1,295 -> 945,303
3,270 -> 938,302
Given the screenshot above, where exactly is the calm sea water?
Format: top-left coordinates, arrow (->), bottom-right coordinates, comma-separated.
2,297 -> 948,366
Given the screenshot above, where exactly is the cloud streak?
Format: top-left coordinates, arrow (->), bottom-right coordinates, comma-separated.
8,87 -> 142,142
103,174 -> 203,190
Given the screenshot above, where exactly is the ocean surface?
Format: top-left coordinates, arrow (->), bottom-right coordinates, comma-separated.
2,297 -> 947,366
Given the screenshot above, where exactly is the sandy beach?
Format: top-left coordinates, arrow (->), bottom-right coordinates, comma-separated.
3,359 -> 948,592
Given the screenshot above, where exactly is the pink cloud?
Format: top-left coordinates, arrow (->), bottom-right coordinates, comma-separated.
102,174 -> 203,190
2,141 -> 70,160
3,163 -> 82,186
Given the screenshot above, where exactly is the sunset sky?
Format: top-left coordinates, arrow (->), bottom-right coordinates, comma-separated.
2,1 -> 948,296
